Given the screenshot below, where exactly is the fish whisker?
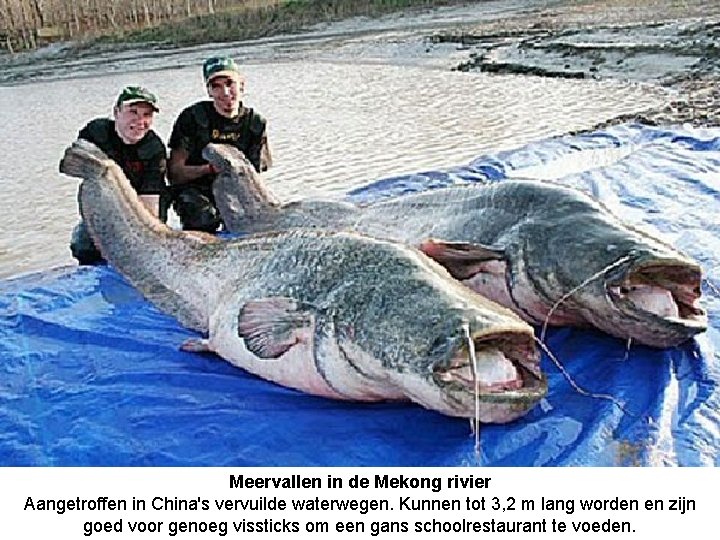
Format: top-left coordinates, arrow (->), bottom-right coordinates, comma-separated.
703,277 -> 720,298
463,323 -> 481,458
540,254 -> 634,342
623,337 -> 633,362
533,336 -> 634,417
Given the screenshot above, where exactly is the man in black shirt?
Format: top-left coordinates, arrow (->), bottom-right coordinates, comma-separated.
168,56 -> 271,233
69,86 -> 167,265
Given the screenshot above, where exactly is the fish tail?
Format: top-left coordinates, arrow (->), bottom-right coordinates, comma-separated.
59,139 -> 111,180
60,138 -> 211,332
203,143 -> 280,233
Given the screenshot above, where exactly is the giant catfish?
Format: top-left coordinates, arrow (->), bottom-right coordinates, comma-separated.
207,144 -> 707,348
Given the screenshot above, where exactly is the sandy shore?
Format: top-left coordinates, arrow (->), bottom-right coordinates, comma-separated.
431,0 -> 720,126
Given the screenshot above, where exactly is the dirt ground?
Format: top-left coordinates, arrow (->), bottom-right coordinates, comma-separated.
431,0 -> 720,126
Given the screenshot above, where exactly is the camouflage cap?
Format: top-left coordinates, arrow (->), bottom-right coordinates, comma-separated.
203,56 -> 242,84
116,86 -> 159,112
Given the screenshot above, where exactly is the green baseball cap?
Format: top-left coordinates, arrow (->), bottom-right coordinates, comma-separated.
203,56 -> 242,83
116,86 -> 159,112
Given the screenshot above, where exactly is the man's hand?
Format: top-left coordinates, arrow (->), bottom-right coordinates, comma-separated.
168,147 -> 219,185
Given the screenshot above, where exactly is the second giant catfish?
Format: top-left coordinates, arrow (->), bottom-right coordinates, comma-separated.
207,144 -> 707,348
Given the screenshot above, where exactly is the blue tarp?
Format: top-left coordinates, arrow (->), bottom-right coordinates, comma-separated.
1,124 -> 718,466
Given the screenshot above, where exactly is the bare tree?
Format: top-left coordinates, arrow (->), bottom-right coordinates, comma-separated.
1,0 -> 419,52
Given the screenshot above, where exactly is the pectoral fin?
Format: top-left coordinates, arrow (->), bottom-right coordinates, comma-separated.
238,297 -> 314,359
419,239 -> 506,279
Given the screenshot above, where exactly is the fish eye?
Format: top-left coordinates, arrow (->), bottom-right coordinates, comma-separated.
428,334 -> 452,356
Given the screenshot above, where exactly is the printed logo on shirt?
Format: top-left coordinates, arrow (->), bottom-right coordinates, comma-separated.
211,129 -> 242,143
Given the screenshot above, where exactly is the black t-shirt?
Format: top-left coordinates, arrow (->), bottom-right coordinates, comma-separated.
79,118 -> 167,195
168,101 -> 267,187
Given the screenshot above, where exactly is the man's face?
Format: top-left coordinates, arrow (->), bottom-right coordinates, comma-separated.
208,75 -> 244,117
113,102 -> 155,144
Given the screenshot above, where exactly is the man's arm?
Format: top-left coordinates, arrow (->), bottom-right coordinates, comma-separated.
260,132 -> 272,172
167,106 -> 215,185
245,128 -> 271,173
167,147 -> 214,185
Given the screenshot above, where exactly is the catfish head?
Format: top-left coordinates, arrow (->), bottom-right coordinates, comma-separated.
420,209 -> 706,348
526,210 -> 706,347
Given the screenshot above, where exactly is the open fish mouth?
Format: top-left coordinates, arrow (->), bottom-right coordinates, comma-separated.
607,261 -> 707,330
433,331 -> 546,407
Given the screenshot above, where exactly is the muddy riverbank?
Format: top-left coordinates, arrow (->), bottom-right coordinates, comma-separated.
2,1 -> 717,126
429,0 -> 720,126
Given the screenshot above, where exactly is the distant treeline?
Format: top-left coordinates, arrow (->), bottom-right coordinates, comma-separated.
0,0 -> 469,52
0,1 -> 283,51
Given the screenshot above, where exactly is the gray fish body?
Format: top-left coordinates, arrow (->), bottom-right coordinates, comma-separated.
209,144 -> 706,347
59,140 -> 545,422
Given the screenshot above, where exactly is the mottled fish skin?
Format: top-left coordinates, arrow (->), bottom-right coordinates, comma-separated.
59,140 -> 546,422
208,143 -> 707,348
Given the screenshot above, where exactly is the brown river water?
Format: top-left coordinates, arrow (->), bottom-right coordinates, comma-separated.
0,2 -> 670,279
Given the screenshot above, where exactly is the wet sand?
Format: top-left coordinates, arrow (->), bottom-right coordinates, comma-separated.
429,0 -> 720,126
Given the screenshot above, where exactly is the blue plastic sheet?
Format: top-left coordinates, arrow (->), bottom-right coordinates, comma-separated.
1,124 -> 718,466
